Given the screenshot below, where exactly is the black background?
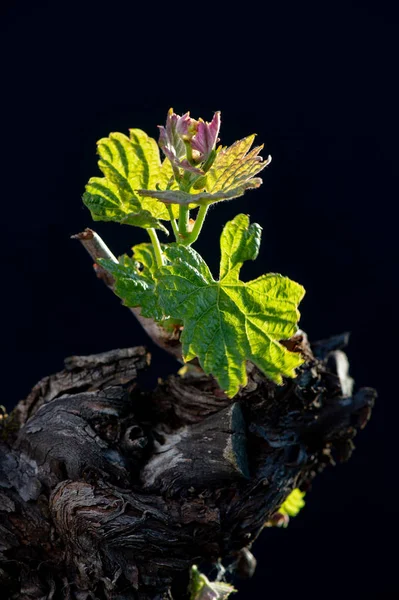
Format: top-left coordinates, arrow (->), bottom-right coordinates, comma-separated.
1,1 -> 395,598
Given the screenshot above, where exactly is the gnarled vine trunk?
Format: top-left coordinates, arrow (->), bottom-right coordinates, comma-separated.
0,333 -> 376,599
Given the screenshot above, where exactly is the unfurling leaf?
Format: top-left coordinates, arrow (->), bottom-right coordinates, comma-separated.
155,214 -> 305,397
83,129 -> 178,231
279,488 -> 306,517
265,488 -> 306,527
137,134 -> 270,207
191,113 -> 221,160
189,565 -> 236,600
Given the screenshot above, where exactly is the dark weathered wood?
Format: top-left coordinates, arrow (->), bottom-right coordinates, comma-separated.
141,402 -> 249,492
0,335 -> 376,599
9,346 -> 149,437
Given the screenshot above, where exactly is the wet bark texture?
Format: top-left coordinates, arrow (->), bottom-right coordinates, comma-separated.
0,334 -> 376,599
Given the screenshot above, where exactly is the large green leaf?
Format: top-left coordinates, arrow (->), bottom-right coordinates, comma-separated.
83,129 -> 178,231
136,135 -> 270,207
155,214 -> 305,397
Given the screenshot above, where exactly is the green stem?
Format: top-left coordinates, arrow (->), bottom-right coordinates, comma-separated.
184,140 -> 195,165
178,205 -> 190,238
167,205 -> 180,241
185,205 -> 209,246
201,148 -> 217,173
172,164 -> 181,182
147,228 -> 164,268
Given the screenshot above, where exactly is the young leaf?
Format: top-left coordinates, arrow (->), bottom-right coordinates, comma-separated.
136,135 -> 271,207
83,129 -> 178,231
279,488 -> 306,517
100,243 -> 165,321
189,565 -> 236,600
205,135 -> 268,192
135,182 -> 262,206
155,214 -> 305,397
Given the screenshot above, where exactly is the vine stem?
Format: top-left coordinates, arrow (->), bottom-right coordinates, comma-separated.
71,228 -> 119,265
167,205 -> 180,241
185,205 -> 209,245
147,228 -> 164,267
178,205 -> 190,238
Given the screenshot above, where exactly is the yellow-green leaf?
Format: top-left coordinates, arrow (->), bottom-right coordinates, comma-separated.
83,129 -> 178,229
279,488 -> 306,517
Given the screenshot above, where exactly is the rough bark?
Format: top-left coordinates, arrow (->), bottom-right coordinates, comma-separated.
0,334 -> 376,599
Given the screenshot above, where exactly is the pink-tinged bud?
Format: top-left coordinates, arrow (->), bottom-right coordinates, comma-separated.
158,108 -> 186,161
158,109 -> 221,174
191,111 -> 221,160
176,112 -> 198,141
158,108 -> 203,174
264,512 -> 290,528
